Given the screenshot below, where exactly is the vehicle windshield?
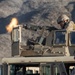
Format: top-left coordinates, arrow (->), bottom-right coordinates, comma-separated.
12,27 -> 19,42
54,30 -> 66,45
10,64 -> 40,75
70,32 -> 75,45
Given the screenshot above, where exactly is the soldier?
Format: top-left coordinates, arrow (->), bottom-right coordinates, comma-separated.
57,14 -> 75,32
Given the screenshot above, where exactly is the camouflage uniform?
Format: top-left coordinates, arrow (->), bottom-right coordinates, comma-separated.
63,21 -> 74,32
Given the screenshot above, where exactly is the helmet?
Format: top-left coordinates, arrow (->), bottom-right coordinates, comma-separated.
57,14 -> 70,24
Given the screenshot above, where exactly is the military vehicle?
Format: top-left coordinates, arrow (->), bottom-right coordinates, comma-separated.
2,25 -> 75,75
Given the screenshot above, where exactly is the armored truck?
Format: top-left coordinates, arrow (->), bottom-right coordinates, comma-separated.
2,25 -> 75,75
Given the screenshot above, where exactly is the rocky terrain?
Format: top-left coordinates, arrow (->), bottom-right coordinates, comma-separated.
0,0 -> 75,60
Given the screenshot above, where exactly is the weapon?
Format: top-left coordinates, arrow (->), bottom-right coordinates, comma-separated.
23,24 -> 58,46
11,24 -> 59,57
23,24 -> 58,31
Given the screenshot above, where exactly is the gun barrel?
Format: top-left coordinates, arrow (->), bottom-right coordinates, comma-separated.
23,24 -> 42,31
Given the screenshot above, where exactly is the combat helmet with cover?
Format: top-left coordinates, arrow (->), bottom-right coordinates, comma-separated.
57,14 -> 70,24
